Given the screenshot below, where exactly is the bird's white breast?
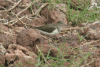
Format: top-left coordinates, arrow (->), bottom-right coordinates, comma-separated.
37,28 -> 59,36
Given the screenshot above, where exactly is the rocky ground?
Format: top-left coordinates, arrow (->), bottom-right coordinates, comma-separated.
0,0 -> 100,67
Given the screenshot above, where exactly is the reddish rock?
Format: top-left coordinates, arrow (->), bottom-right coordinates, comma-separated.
95,43 -> 100,48
41,8 -> 67,24
33,44 -> 58,57
54,42 -> 75,59
11,58 -> 36,67
0,44 -> 6,54
0,24 -> 16,48
0,5 -> 4,10
64,62 -> 70,67
91,58 -> 100,67
41,38 -> 49,44
59,31 -> 80,47
80,21 -> 100,40
77,21 -> 100,40
79,42 -> 97,55
15,18 -> 31,27
22,0 -> 29,5
31,17 -> 48,26
49,10 -> 67,24
0,54 -> 5,65
16,29 -> 41,51
94,58 -> 100,67
0,12 -> 8,19
0,45 -> 6,65
0,33 -> 16,48
14,7 -> 30,16
13,27 -> 25,34
7,44 -> 37,58
0,23 -> 9,32
40,8 -> 48,18
15,17 -> 47,27
0,0 -> 13,7
5,44 -> 37,67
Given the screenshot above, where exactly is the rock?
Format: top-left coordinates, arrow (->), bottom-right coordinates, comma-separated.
0,33 -> 16,48
0,44 -> 6,54
13,27 -> 25,34
82,21 -> 100,40
11,58 -> 36,67
15,18 -> 31,27
49,10 -> 67,24
78,21 -> 100,40
0,23 -> 16,48
41,8 -> 67,24
0,54 -> 5,65
33,44 -> 58,57
0,0 -> 13,7
0,23 -> 9,32
0,12 -> 8,19
91,58 -> 100,67
5,44 -> 37,67
0,5 -> 4,10
15,17 -> 47,27
54,4 -> 67,13
22,0 -> 29,5
53,42 -> 73,59
31,17 -> 48,26
59,31 -> 80,47
16,29 -> 41,51
0,44 -> 6,65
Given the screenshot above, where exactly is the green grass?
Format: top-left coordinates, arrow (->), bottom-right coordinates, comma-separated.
34,43 -> 92,67
0,65 -> 5,67
65,1 -> 100,25
66,7 -> 100,26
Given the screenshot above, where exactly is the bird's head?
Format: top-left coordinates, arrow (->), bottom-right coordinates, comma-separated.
57,21 -> 67,26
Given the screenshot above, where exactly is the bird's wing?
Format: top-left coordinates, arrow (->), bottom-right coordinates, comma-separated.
33,26 -> 56,33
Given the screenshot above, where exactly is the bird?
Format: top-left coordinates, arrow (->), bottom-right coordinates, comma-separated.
33,21 -> 67,36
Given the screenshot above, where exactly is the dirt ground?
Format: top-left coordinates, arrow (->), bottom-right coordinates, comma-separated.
0,0 -> 100,67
